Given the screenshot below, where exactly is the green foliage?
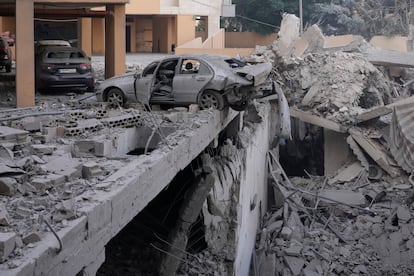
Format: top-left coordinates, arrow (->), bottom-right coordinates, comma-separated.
224,0 -> 411,39
223,0 -> 298,34
308,0 -> 411,39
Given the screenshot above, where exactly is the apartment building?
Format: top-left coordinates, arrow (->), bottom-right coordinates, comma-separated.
80,0 -> 234,55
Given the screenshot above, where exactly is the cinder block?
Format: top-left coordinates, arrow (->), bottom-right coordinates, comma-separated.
31,144 -> 56,155
94,140 -> 112,157
0,232 -> 16,259
0,177 -> 17,196
82,162 -> 103,179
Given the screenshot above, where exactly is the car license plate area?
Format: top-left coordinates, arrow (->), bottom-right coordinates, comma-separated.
59,68 -> 77,74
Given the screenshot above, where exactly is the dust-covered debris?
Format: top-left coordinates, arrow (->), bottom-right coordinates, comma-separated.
256,152 -> 414,275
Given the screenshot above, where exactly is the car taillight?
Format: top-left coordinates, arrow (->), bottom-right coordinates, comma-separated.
79,63 -> 91,71
42,63 -> 56,72
0,46 -> 7,55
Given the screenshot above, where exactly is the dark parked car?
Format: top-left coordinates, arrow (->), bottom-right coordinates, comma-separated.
35,46 -> 94,93
96,53 -> 272,111
0,37 -> 12,73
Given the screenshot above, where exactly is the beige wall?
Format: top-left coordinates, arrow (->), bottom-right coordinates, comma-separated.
201,29 -> 224,49
127,21 -> 136,52
135,17 -> 153,52
151,16 -> 176,53
370,35 -> 407,52
176,15 -> 195,46
127,0 -> 160,14
225,32 -> 277,48
176,29 -> 255,57
78,18 -> 92,57
175,47 -> 255,57
92,18 -> 105,55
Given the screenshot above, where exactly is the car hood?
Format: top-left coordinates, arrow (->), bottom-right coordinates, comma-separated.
234,62 -> 273,86
99,72 -> 136,88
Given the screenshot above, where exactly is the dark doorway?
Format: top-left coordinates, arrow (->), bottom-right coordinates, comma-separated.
126,25 -> 131,52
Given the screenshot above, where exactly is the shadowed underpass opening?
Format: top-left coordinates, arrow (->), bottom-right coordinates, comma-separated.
279,121 -> 324,177
97,158 -> 207,276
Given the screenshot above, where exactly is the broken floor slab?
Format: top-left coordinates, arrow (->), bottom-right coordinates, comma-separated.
0,108 -> 240,275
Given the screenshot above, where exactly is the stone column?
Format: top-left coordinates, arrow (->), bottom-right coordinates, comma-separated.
16,0 -> 35,107
105,4 -> 126,79
78,17 -> 92,57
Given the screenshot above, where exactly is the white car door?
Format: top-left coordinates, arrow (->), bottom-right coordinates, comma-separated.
135,61 -> 158,105
172,58 -> 213,103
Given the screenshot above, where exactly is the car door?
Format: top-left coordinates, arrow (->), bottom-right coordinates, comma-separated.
135,61 -> 158,105
172,58 -> 213,104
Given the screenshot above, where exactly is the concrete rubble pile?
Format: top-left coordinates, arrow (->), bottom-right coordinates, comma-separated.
0,96 -> 210,271
251,13 -> 414,275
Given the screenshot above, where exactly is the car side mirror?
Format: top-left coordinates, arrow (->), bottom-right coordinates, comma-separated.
134,72 -> 141,79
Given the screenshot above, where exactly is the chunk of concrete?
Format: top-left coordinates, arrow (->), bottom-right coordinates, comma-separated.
31,144 -> 56,155
397,206 -> 411,222
0,177 -> 17,196
328,162 -> 365,184
318,189 -> 365,205
284,244 -> 302,257
281,226 -> 293,240
0,204 -> 10,226
0,232 -> 16,259
82,162 -> 104,179
284,256 -> 305,276
31,174 -> 65,192
22,232 -> 41,245
266,220 -> 284,234
42,154 -> 82,181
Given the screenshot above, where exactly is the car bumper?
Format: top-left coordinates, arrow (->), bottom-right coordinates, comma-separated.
0,58 -> 11,67
38,73 -> 94,90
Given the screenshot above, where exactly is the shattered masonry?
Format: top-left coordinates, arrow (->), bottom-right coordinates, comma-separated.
249,13 -> 414,276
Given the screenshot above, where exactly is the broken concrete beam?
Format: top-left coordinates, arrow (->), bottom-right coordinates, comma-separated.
0,177 -> 17,196
346,135 -> 370,170
356,95 -> 414,122
329,162 -> 365,184
349,127 -> 401,177
0,232 -> 16,259
290,108 -> 347,133
363,48 -> 414,67
0,164 -> 25,177
0,126 -> 29,142
318,190 -> 365,205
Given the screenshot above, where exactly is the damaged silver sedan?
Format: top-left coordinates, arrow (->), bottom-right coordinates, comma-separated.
96,53 -> 272,111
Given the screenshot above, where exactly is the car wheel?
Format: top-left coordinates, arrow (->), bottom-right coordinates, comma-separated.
229,100 -> 248,111
198,90 -> 225,110
106,88 -> 126,108
5,65 -> 11,73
